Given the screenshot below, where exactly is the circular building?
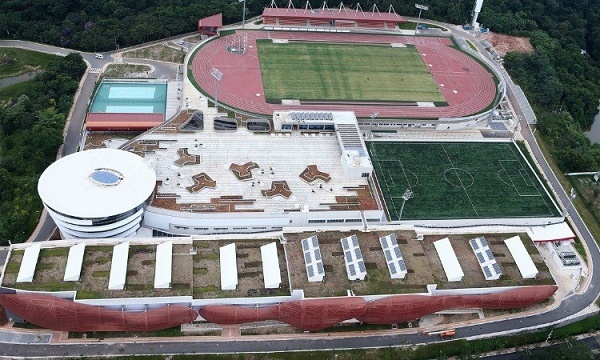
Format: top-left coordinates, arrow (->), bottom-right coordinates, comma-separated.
38,148 -> 156,239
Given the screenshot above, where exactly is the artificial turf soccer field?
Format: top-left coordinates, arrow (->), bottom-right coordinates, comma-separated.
366,141 -> 562,221
256,40 -> 445,103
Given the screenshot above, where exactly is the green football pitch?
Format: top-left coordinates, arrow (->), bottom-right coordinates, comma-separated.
366,141 -> 561,221
256,40 -> 445,103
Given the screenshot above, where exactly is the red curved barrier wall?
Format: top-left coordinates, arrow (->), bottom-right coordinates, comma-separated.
201,286 -> 557,331
0,304 -> 7,325
357,285 -> 558,324
0,294 -> 198,332
278,297 -> 367,331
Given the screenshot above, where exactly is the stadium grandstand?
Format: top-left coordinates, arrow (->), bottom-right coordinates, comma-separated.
262,1 -> 407,29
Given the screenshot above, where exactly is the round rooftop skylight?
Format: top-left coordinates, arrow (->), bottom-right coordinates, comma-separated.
90,168 -> 123,186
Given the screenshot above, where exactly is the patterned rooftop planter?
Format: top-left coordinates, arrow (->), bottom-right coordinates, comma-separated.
186,173 -> 217,193
229,161 -> 259,180
300,164 -> 331,183
262,181 -> 292,198
174,148 -> 201,167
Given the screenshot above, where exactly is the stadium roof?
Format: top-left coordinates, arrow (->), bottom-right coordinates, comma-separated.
38,148 -> 156,219
64,243 -> 86,282
528,223 -> 575,242
108,242 -> 129,290
433,238 -> 464,282
86,113 -> 164,131
262,6 -> 406,23
504,236 -> 538,279
16,243 -> 41,283
220,243 -> 238,290
260,242 -> 282,289
154,241 -> 173,289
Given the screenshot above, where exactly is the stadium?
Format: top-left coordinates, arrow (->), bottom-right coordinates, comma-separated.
0,3 -> 579,334
188,29 -> 501,123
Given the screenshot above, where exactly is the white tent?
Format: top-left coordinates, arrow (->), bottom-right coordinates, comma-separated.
528,223 -> 575,242
433,238 -> 464,282
108,242 -> 129,290
16,243 -> 41,283
64,243 -> 86,282
260,242 -> 281,289
154,241 -> 173,289
219,243 -> 238,290
504,236 -> 538,279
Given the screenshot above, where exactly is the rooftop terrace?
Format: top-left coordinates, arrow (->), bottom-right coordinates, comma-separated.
125,127 -> 376,213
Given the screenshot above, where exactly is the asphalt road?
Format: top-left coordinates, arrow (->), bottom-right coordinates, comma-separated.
1,27 -> 599,357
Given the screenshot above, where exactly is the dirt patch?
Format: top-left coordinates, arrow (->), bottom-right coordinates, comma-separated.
484,32 -> 534,56
123,43 -> 186,63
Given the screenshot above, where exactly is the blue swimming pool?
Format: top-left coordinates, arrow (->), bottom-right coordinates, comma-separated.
90,80 -> 167,114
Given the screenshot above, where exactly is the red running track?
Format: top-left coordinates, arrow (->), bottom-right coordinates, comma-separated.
190,31 -> 497,119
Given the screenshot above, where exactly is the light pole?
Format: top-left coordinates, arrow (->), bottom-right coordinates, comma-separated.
211,67 -> 223,112
240,0 -> 247,28
370,112 -> 379,138
398,189 -> 413,220
415,4 -> 429,32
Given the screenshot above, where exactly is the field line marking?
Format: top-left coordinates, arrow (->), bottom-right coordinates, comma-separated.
441,144 -> 479,217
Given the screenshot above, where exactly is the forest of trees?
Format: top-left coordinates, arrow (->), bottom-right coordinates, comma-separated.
0,54 -> 86,245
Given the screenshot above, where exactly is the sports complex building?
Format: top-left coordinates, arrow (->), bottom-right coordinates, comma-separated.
0,2 -> 583,333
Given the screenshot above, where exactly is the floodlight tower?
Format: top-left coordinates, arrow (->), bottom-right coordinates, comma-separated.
470,0 -> 484,27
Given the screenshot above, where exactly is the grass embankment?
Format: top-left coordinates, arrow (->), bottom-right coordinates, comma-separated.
533,129 -> 600,258
0,48 -> 58,79
123,44 -> 186,63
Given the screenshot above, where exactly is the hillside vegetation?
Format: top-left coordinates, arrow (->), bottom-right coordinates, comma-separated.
0,53 -> 86,245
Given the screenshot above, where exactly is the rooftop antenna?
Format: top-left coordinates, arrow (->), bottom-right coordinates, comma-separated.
388,4 -> 397,15
321,1 -> 329,12
269,0 -> 278,9
338,2 -> 349,15
471,0 -> 484,27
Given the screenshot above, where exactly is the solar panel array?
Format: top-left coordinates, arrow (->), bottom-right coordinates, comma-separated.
290,112 -> 333,121
379,234 -> 407,279
340,234 -> 367,281
301,236 -> 325,282
469,237 -> 502,280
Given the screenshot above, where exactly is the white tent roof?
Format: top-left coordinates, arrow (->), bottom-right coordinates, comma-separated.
64,243 -> 86,282
260,242 -> 282,289
504,236 -> 538,279
16,243 -> 41,283
219,243 -> 238,290
433,238 -> 464,282
154,241 -> 173,289
528,222 -> 575,242
108,242 -> 129,290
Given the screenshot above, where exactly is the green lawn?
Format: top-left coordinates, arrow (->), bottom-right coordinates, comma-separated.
366,141 -> 562,221
0,48 -> 58,79
257,40 -> 444,102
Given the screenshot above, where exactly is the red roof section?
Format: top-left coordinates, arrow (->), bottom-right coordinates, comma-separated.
86,113 -> 164,131
262,7 -> 406,23
198,13 -> 223,28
